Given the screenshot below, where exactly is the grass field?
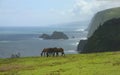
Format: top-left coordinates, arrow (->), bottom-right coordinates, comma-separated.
0,52 -> 120,75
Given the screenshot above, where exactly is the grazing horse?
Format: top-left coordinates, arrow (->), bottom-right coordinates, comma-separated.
41,48 -> 46,56
46,48 -> 55,57
41,48 -> 55,57
56,48 -> 65,56
41,47 -> 65,57
52,48 -> 65,56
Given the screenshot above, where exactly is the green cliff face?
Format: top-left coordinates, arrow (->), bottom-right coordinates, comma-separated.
78,7 -> 120,53
88,7 -> 120,38
83,18 -> 120,53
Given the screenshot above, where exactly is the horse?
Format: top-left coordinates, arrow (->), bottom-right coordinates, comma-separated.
50,47 -> 65,56
46,48 -> 55,57
41,48 -> 44,56
56,48 -> 65,56
41,48 -> 55,57
41,48 -> 47,56
41,47 -> 65,57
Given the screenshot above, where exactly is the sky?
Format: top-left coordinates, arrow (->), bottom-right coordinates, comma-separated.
0,0 -> 120,27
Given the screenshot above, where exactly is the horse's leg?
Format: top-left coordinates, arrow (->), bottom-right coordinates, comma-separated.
54,52 -> 56,56
63,52 -> 65,56
41,52 -> 43,57
46,52 -> 49,57
56,52 -> 58,56
43,52 -> 45,56
52,52 -> 55,57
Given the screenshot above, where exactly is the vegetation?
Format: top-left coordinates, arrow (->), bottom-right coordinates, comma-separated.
1,52 -> 120,75
83,18 -> 120,53
87,7 -> 120,38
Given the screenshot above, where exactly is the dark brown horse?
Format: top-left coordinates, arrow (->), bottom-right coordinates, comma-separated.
41,48 -> 55,57
41,48 -> 47,56
41,47 -> 65,57
54,48 -> 65,56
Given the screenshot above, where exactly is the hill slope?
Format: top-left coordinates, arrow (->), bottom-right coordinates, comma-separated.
83,18 -> 120,53
1,52 -> 120,75
77,7 -> 120,53
88,7 -> 120,38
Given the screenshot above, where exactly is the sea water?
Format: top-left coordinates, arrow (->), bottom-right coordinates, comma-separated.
0,26 -> 88,58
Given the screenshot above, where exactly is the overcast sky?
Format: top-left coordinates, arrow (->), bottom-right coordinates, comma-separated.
0,0 -> 120,27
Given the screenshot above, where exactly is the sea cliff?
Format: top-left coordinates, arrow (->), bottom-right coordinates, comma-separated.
78,7 -> 120,53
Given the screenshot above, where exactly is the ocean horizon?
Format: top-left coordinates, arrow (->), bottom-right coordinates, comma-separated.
0,26 -> 88,58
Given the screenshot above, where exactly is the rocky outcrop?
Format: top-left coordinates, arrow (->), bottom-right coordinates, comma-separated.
77,7 -> 120,53
77,40 -> 87,53
40,31 -> 69,40
40,34 -> 51,39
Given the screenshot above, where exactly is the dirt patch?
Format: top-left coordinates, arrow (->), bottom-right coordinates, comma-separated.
0,64 -> 35,72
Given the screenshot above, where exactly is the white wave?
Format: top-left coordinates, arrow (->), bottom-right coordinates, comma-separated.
65,50 -> 77,53
75,29 -> 85,32
34,38 -> 43,40
80,37 -> 87,40
71,42 -> 79,46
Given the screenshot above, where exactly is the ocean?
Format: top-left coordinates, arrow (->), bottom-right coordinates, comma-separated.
0,26 -> 88,58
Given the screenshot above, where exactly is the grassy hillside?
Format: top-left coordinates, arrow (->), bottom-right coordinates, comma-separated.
0,52 -> 120,75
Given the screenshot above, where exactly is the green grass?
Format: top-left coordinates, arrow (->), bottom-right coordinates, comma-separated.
0,52 -> 120,75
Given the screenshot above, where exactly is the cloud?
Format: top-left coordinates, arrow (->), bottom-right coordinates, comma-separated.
0,9 -> 52,26
70,0 -> 120,21
0,0 -> 120,27
49,0 -> 120,23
